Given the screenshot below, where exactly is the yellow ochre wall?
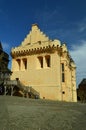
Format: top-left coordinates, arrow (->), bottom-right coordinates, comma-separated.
11,24 -> 77,102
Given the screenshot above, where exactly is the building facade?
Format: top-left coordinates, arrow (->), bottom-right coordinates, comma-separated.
11,24 -> 77,102
0,42 -> 10,74
0,42 -> 12,95
77,79 -> 86,102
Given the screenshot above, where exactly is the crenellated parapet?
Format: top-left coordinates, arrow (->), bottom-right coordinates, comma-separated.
11,24 -> 77,102
11,23 -> 75,69
11,24 -> 63,57
11,43 -> 62,58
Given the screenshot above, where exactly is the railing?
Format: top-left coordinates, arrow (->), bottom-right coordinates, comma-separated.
1,78 -> 40,98
4,80 -> 17,86
30,87 -> 40,97
17,80 -> 27,91
17,81 -> 40,97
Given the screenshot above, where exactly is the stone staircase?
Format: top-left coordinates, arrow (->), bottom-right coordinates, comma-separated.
0,79 -> 40,98
17,80 -> 40,98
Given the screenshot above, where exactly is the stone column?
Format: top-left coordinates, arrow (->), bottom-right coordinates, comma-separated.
11,86 -> 13,96
4,86 -> 7,95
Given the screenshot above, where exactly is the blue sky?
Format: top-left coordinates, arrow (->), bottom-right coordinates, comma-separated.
0,0 -> 86,86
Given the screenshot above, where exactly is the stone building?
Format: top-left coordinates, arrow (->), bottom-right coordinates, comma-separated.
77,78 -> 86,102
0,42 -> 25,96
11,24 -> 77,102
0,42 -> 11,94
0,42 -> 10,74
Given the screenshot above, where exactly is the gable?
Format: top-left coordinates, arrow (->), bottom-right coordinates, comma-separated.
21,24 -> 50,46
11,24 -> 71,59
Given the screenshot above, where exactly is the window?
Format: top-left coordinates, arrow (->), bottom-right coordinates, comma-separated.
22,59 -> 27,70
61,63 -> 65,82
37,55 -> 50,69
16,59 -> 21,70
62,63 -> 64,71
38,56 -> 43,68
45,55 -> 50,67
62,73 -> 65,82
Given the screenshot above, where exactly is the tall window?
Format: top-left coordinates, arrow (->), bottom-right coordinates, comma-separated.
16,59 -> 21,70
61,63 -> 65,82
38,56 -> 43,68
62,63 -> 64,71
62,73 -> 65,82
45,55 -> 50,67
22,58 -> 27,70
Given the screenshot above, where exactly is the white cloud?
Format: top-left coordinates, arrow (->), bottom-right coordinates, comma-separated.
79,24 -> 86,32
2,42 -> 11,52
78,18 -> 86,32
70,40 -> 86,86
